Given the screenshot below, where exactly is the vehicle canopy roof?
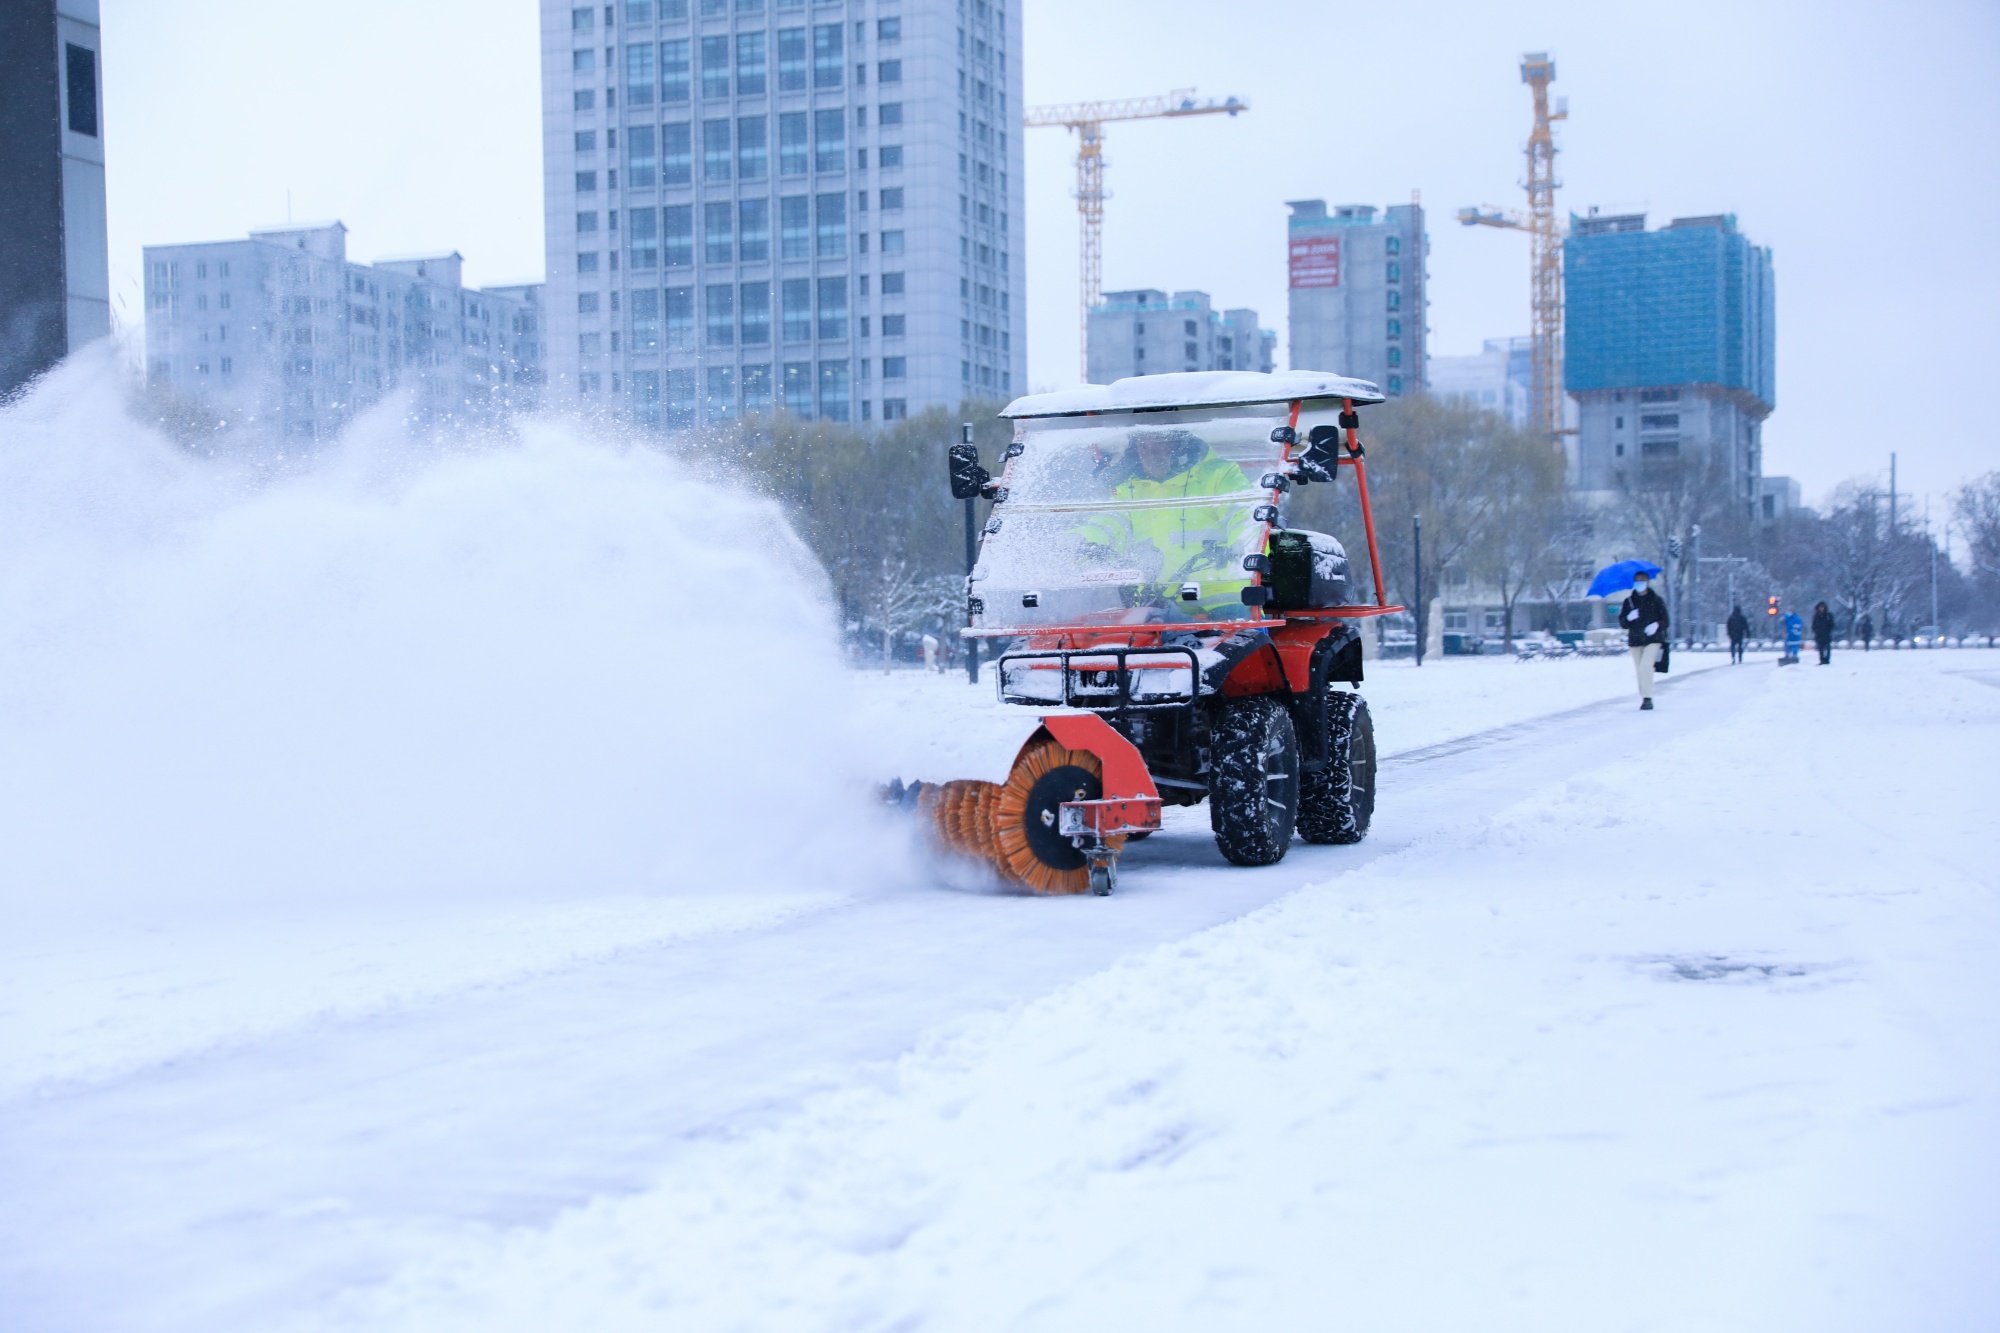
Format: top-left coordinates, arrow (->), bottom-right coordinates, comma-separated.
1000,369 -> 1386,420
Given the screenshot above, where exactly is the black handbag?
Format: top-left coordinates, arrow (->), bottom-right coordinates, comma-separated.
1656,641 -> 1671,673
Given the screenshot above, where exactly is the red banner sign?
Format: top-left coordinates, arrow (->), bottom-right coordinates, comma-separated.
1289,235 -> 1341,289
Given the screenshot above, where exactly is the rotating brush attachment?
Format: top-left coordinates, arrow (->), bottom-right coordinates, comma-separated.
918,779 -> 1004,865
992,736 -> 1125,895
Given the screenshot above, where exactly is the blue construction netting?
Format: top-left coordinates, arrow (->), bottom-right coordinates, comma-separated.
1565,218 -> 1774,410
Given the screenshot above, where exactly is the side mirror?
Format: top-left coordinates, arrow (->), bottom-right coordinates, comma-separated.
948,441 -> 990,500
1298,424 -> 1344,483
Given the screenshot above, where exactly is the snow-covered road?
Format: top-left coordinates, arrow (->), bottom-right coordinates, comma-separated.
7,649 -> 1997,1331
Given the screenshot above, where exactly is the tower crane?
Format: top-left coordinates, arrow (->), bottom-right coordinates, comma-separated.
1025,89 -> 1247,380
1458,52 -> 1568,436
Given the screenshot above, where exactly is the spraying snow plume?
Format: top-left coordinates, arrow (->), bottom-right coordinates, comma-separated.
0,347 -> 890,929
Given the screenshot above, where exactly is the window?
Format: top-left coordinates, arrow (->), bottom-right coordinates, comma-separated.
880,187 -> 904,211
704,201 -> 733,261
661,122 -> 692,183
877,16 -> 900,40
660,39 -> 691,101
1386,291 -> 1401,310
812,23 -> 843,87
878,59 -> 902,84
740,281 -> 772,344
781,279 -> 812,341
630,288 -> 660,350
783,362 -> 812,416
1640,414 -> 1680,430
706,366 -> 737,419
736,32 -> 767,94
777,28 -> 806,90
702,119 -> 731,179
818,360 -> 850,421
663,204 -> 694,266
780,195 -> 810,258
1388,374 -> 1403,394
573,48 -> 596,72
738,198 -> 770,261
880,271 -> 904,295
629,206 -> 659,267
881,313 -> 905,337
814,192 -> 845,256
666,286 -> 695,349
881,397 -> 906,420
701,36 -> 730,97
813,108 -> 845,172
668,369 -> 697,428
577,211 -> 600,233
578,251 -> 600,272
625,1 -> 652,19
1639,388 -> 1680,403
578,291 -> 600,312
575,89 -> 596,110
743,363 -> 773,412
878,144 -> 903,169
730,118 -> 769,182
576,170 -> 599,192
220,357 -> 232,374
580,332 -> 602,355
1387,262 -> 1401,282
706,284 -> 735,345
626,126 -> 655,186
575,129 -> 598,152
817,276 -> 848,338
1386,346 -> 1401,367
627,43 -> 655,104
701,0 -> 727,14
882,355 -> 906,379
778,112 -> 808,176
1387,318 -> 1400,339
877,102 -> 903,127
856,187 -> 869,215
573,6 -> 595,28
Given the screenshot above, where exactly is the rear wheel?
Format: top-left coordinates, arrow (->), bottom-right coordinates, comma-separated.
1298,689 -> 1374,845
1209,696 -> 1300,866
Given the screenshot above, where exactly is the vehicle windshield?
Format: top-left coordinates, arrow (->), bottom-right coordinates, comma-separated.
970,404 -> 1291,632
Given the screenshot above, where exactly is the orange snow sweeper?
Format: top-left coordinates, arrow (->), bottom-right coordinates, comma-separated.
887,370 -> 1403,896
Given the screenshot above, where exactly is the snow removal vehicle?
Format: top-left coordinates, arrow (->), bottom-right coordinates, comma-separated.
896,370 -> 1403,896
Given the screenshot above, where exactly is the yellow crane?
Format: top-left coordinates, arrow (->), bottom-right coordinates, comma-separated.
1458,52 -> 1568,436
1026,89 -> 1247,380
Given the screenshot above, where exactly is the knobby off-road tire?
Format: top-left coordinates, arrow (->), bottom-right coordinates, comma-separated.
1209,696 -> 1300,866
1298,689 -> 1375,845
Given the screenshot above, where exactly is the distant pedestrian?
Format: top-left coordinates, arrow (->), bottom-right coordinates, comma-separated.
1859,612 -> 1874,652
1621,571 -> 1670,710
1811,601 -> 1835,666
1727,605 -> 1749,664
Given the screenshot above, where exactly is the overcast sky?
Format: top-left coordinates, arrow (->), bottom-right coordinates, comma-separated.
102,0 -> 1998,516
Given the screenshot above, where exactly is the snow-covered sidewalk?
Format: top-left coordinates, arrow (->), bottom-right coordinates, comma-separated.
318,652 -> 1998,1331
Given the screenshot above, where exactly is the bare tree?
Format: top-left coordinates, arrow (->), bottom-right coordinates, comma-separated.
1468,430 -> 1567,648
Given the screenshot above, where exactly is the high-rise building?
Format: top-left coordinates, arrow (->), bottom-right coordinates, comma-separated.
1564,212 -> 1777,512
539,0 -> 1024,429
1428,336 -> 1533,429
0,0 -> 109,398
1085,288 -> 1273,384
143,223 -> 543,442
1284,200 -> 1425,396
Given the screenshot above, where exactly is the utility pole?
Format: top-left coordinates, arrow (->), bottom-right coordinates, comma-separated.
962,423 -> 980,684
1689,524 -> 1702,647
1666,534 -> 1683,649
1413,514 -> 1425,667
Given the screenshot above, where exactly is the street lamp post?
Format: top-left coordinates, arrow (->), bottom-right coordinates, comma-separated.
962,423 -> 980,684
1413,514 -> 1425,667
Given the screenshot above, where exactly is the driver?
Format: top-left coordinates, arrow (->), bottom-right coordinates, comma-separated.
1079,428 -> 1254,619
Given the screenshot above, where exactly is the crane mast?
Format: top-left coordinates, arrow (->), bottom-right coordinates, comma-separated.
1457,52 -> 1569,437
1025,90 -> 1247,380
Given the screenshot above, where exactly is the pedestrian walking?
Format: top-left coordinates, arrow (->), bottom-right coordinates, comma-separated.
1859,612 -> 1874,652
1811,601 -> 1836,666
1621,571 -> 1670,709
1727,605 -> 1749,664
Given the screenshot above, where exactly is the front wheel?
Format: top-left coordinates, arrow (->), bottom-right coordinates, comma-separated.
1209,696 -> 1300,866
1298,689 -> 1375,845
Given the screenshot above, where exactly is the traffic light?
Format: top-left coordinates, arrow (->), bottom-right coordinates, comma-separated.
1767,596 -> 1780,617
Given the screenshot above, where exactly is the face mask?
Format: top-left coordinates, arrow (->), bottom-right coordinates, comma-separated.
1634,581 -> 1649,593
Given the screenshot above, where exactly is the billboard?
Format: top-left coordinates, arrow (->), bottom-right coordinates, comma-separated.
1289,234 -> 1341,289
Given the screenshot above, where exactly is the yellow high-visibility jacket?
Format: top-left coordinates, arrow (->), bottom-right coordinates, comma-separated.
1079,449 -> 1255,618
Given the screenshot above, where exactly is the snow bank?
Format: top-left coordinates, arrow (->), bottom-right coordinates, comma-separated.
328,654 -> 2000,1332
0,349 -> 908,1093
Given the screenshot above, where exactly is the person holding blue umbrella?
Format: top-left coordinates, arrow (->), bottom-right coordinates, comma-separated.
1590,560 -> 1670,710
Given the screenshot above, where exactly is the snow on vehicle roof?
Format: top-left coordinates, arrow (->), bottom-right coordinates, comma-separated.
1000,370 -> 1386,419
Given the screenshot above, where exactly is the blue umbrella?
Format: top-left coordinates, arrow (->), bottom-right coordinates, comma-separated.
1587,559 -> 1663,598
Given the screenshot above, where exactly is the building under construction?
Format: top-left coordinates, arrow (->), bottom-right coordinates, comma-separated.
1564,211 -> 1778,514
1284,200 -> 1426,397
